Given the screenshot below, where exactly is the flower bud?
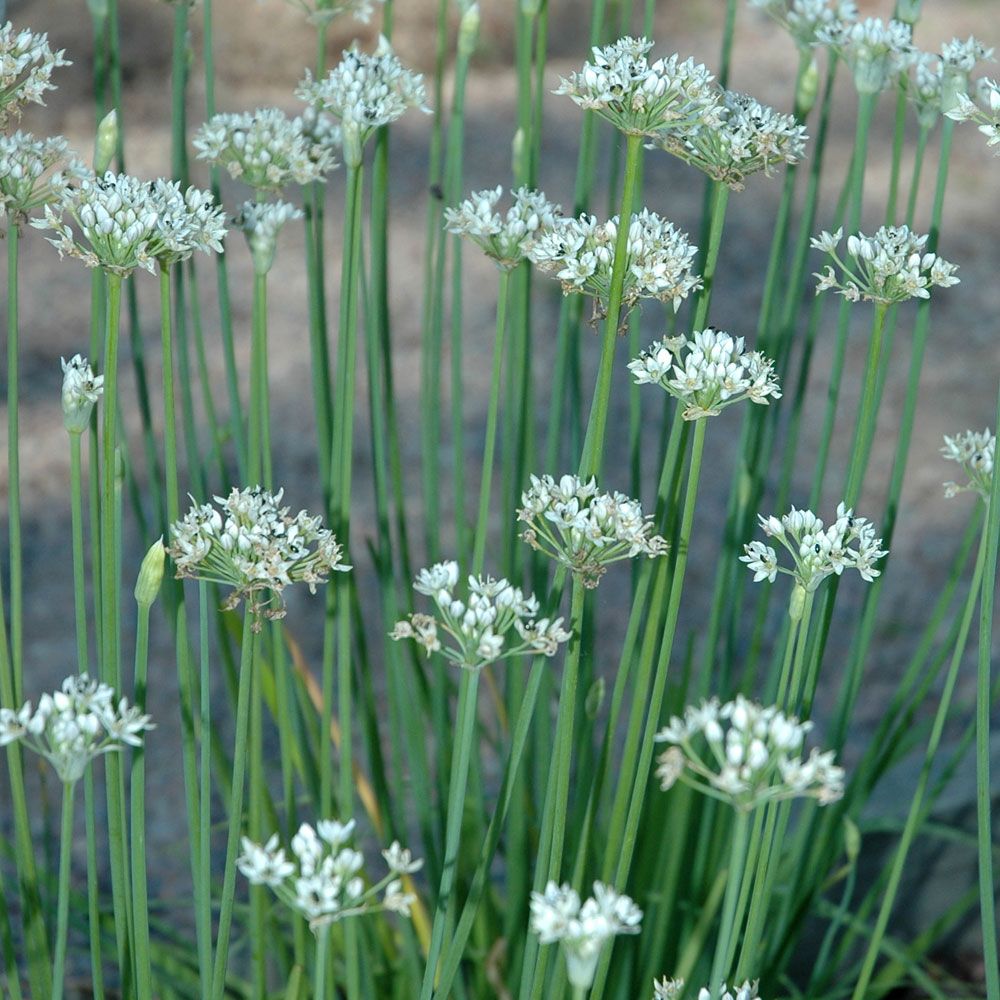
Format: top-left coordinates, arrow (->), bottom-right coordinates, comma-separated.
60,355 -> 103,435
585,677 -> 605,720
795,56 -> 820,118
788,583 -> 806,622
458,3 -> 480,58
341,120 -> 363,169
87,0 -> 109,20
511,127 -> 525,178
93,110 -> 118,174
519,0 -> 539,15
134,538 -> 166,608
895,0 -> 922,25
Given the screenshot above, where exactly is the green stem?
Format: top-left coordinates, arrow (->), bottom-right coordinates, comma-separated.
315,926 -> 330,1000
50,781 -> 76,1000
6,224 -> 21,704
248,271 -> 271,486
692,182 -> 731,332
578,131 -> 643,479
472,270 -> 511,574
130,596 -> 152,998
210,612 -> 258,998
197,582 -> 213,994
708,810 -> 750,999
159,266 -> 180,523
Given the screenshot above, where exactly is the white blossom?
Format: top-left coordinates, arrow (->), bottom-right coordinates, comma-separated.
529,881 -> 642,989
0,22 -> 70,127
61,354 -> 103,435
654,695 -> 844,811
296,36 -> 427,166
652,977 -> 686,1000
234,199 -> 303,275
0,132 -> 71,221
0,674 -> 153,784
811,224 -> 959,304
629,328 -> 780,420
657,89 -> 808,188
942,428 -> 995,501
283,0 -> 385,27
909,38 -> 993,128
697,983 -> 760,1000
553,36 -> 721,138
945,77 -> 1000,151
747,0 -> 857,51
527,209 -> 700,319
238,821 -> 420,933
193,108 -> 336,191
740,502 -> 887,592
390,560 -> 570,671
517,474 -> 668,586
817,17 -> 914,93
146,179 -> 227,266
168,487 -> 350,623
444,185 -> 561,270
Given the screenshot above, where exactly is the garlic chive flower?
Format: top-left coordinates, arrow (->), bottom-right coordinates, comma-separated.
746,0 -> 857,52
168,487 -> 350,623
816,17 -> 914,94
910,38 -> 993,128
946,78 -> 1000,150
530,881 -> 642,990
657,90 -> 808,188
284,0 -> 385,27
0,133 -> 71,222
654,979 -> 760,1000
554,37 -> 720,138
235,200 -> 303,275
0,22 -> 70,126
389,560 -> 570,670
527,209 -> 700,320
296,36 -> 428,167
61,354 -> 103,435
653,978 -> 685,1000
32,170 -> 163,276
237,819 -> 421,933
444,185 -> 561,271
629,329 -> 781,420
147,179 -> 227,266
654,695 -> 844,811
0,674 -> 154,784
811,225 -> 959,304
193,108 -> 336,192
517,474 -> 669,587
942,429 -> 995,501
740,502 -> 886,592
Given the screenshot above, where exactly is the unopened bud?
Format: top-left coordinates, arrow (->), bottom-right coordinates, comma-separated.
519,0 -> 539,16
795,57 -> 820,118
843,816 -> 861,863
585,677 -> 605,720
895,0 -> 922,26
87,0 -> 108,20
94,110 -> 118,174
60,355 -> 103,435
788,583 -> 806,622
134,538 -> 166,608
458,3 -> 480,58
511,127 -> 525,178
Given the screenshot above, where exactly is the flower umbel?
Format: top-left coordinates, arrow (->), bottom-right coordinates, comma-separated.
657,89 -> 808,188
946,77 -> 1000,150
146,179 -> 227,266
0,22 -> 70,127
61,354 -> 104,435
517,474 -> 669,587
168,487 -> 350,623
654,695 -> 844,811
817,16 -> 914,93
444,185 -> 561,270
0,132 -> 71,222
193,108 -> 336,191
0,674 -> 154,784
747,0 -> 857,52
530,881 -> 642,989
740,502 -> 887,592
942,429 -> 995,501
527,209 -> 700,319
284,0 -> 385,27
389,561 -> 570,670
811,225 -> 959,304
629,328 -> 781,419
553,36 -> 721,138
235,200 -> 304,275
296,35 -> 427,166
238,819 -> 421,933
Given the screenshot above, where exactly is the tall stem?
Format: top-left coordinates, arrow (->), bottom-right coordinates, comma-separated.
50,781 -> 77,1000
6,224 -> 22,703
708,810 -> 750,1000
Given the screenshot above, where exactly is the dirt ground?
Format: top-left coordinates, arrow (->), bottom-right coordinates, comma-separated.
2,0 -> 1000,984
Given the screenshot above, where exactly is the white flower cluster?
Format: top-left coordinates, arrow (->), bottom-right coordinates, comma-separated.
237,819 -> 420,934
168,487 -> 350,622
389,561 -> 570,671
654,979 -> 760,1000
285,0 -> 385,27
946,78 -> 1000,150
0,674 -> 154,784
553,36 -> 721,138
628,329 -> 781,420
811,225 -> 959,304
0,22 -> 69,126
910,37 -> 993,128
740,503 -> 886,593
517,474 -> 669,587
32,170 -> 226,275
234,199 -> 303,275
942,428 -> 995,501
61,354 -> 104,435
0,132 -> 70,221
816,17 -> 914,94
527,209 -> 701,318
530,881 -> 642,990
747,0 -> 857,51
296,36 -> 427,166
657,89 -> 808,188
443,185 -> 561,271
193,108 -> 336,192
654,695 -> 844,811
